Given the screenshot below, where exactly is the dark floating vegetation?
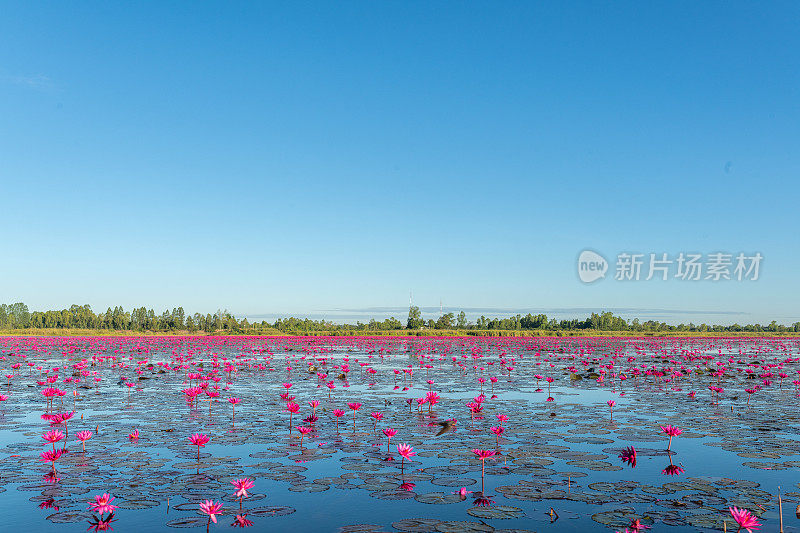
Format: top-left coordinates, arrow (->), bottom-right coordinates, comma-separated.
0,335 -> 798,531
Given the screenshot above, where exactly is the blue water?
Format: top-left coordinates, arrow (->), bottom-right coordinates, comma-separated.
0,335 -> 798,532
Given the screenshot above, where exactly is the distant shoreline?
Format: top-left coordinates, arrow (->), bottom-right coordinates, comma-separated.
1,328 -> 798,338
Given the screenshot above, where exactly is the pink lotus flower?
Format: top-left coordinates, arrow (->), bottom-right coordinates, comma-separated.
660,424 -> 682,451
189,433 -> 210,461
490,426 -> 504,445
189,433 -> 210,447
729,506 -> 761,532
424,391 -> 440,413
472,449 -> 496,492
296,425 -> 312,447
347,402 -> 362,431
231,478 -> 254,499
397,443 -> 415,468
199,499 -> 223,524
332,408 -> 345,432
40,448 -> 63,466
42,429 -> 64,447
382,427 -> 397,451
472,449 -> 496,460
88,493 -> 118,514
76,430 -> 92,452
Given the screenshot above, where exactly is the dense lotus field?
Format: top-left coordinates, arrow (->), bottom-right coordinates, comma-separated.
0,335 -> 798,532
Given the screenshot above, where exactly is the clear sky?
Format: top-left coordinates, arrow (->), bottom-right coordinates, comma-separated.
1,2 -> 798,325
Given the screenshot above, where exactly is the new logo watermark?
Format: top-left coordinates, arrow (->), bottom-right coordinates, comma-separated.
577,250 -> 608,283
577,250 -> 762,283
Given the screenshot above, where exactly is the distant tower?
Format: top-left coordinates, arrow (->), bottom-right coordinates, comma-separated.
440,299 -> 443,313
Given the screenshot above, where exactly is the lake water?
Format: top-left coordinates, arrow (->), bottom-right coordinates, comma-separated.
0,335 -> 798,532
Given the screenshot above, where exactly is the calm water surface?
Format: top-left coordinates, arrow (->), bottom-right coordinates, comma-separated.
0,335 -> 798,532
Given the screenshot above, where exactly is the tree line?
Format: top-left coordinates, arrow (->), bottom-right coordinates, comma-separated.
0,302 -> 798,334
405,307 -> 800,333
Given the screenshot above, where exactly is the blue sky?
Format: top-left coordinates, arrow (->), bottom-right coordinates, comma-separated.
1,2 -> 798,325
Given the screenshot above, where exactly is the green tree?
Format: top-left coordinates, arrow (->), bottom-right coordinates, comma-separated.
407,305 -> 423,329
435,312 -> 454,329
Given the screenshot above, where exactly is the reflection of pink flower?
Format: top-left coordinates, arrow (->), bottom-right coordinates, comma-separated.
661,464 -> 684,476
39,499 -> 59,510
473,495 -> 495,506
618,446 -> 637,467
87,512 -> 117,532
232,514 -> 253,528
